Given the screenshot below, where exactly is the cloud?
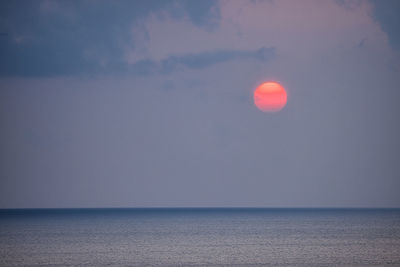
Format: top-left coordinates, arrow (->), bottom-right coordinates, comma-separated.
130,46 -> 275,74
369,0 -> 400,51
117,46 -> 276,77
170,0 -> 221,29
0,0 -> 220,77
358,38 -> 366,48
0,0 -> 398,78
126,0 -> 391,67
162,46 -> 274,69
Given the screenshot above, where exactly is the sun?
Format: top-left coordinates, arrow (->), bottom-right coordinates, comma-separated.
253,81 -> 287,112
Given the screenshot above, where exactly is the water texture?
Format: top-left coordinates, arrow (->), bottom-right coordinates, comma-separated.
1,208 -> 400,266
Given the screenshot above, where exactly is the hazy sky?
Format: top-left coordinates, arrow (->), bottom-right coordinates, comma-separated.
1,0 -> 399,208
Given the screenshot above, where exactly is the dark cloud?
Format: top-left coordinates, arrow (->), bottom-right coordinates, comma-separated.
120,47 -> 276,75
176,0 -> 220,29
0,0 -> 221,77
369,0 -> 400,51
158,46 -> 275,73
335,0 -> 400,51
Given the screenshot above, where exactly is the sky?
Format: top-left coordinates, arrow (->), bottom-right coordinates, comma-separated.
0,0 -> 399,208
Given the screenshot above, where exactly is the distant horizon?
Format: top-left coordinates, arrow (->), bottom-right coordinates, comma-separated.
2,206 -> 400,210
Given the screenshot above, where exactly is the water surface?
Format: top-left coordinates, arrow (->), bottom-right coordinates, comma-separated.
1,208 -> 400,266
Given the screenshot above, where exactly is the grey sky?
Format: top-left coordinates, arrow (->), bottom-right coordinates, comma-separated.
0,0 -> 399,208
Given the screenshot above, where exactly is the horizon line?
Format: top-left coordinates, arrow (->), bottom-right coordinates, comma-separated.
1,206 -> 400,210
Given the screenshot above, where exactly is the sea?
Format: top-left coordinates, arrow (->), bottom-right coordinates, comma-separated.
1,208 -> 400,266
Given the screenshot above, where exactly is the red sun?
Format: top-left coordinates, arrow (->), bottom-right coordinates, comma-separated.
254,81 -> 287,112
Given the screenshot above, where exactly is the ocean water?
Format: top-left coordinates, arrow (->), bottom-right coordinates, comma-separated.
1,208 -> 400,266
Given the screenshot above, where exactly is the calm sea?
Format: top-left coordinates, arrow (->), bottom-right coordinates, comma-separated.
1,208 -> 400,266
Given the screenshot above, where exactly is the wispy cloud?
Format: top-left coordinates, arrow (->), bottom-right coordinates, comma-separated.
158,46 -> 275,73
121,46 -> 275,75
